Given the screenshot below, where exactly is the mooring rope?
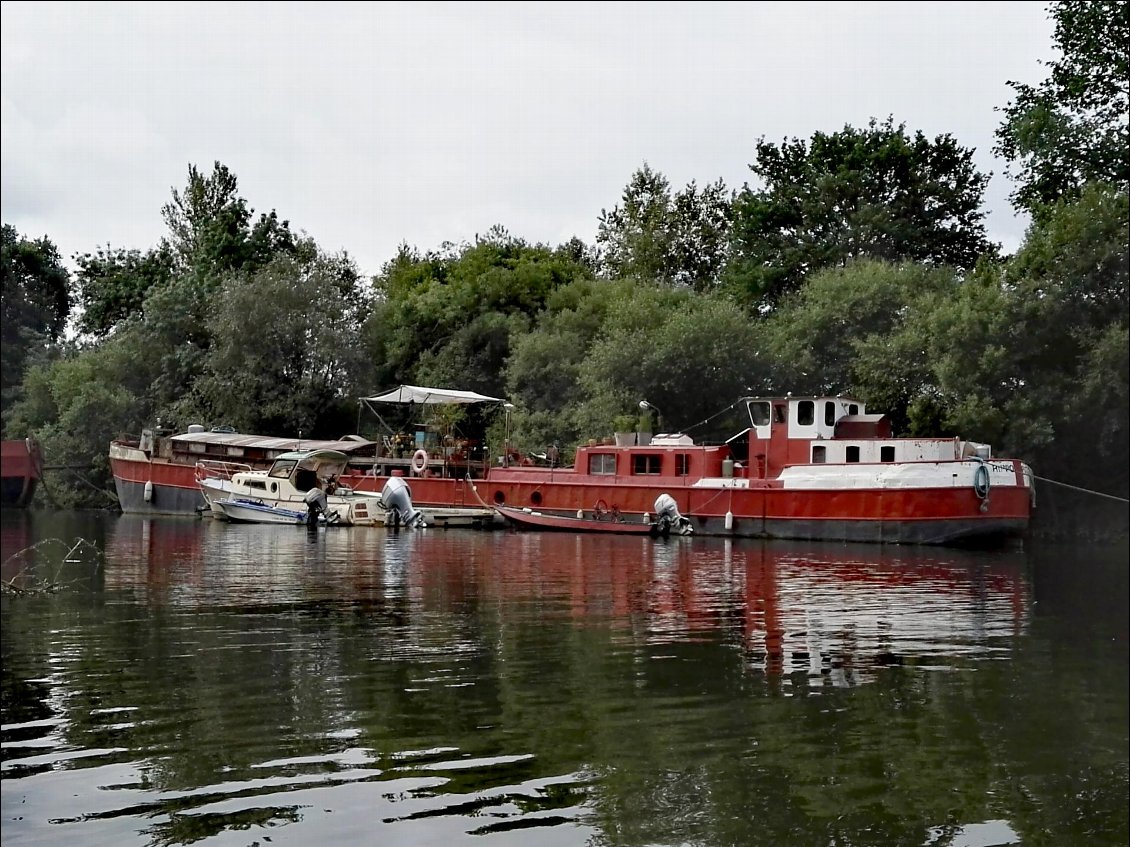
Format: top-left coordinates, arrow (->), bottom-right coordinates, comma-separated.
1033,475 -> 1129,503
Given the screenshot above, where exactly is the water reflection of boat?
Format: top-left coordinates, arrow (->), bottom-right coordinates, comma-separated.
408,534 -> 1030,685
101,516 -> 1029,683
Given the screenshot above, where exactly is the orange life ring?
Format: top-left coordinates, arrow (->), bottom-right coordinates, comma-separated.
411,449 -> 429,475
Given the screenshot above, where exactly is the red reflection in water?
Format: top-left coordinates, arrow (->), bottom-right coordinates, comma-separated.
102,519 -> 1030,682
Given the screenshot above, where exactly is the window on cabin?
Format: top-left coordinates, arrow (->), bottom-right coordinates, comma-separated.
846,446 -> 860,463
226,446 -> 244,457
248,480 -> 266,490
881,446 -> 895,462
189,443 -> 206,454
824,402 -> 836,426
675,454 -> 690,475
798,400 -> 814,425
812,445 -> 826,463
773,404 -> 787,424
632,454 -> 662,475
589,453 -> 617,475
750,401 -> 771,426
848,403 -> 859,414
269,460 -> 297,479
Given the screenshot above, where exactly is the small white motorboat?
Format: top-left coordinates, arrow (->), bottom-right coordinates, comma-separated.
197,449 -> 388,526
213,498 -> 322,525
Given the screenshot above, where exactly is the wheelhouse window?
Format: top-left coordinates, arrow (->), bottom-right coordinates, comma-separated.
881,446 -> 895,462
632,454 -> 662,475
750,401 -> 771,426
812,445 -> 826,464
848,403 -> 859,414
846,446 -> 860,463
675,454 -> 690,476
589,453 -> 617,475
824,402 -> 836,426
797,400 -> 814,425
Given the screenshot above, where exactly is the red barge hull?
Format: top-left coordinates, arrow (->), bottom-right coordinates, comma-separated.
1,439 -> 43,508
110,447 -> 1031,548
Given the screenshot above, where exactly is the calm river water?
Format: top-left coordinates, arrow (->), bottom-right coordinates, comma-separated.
1,510 -> 1127,847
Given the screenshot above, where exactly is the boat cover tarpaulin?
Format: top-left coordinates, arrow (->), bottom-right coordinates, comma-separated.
361,385 -> 505,405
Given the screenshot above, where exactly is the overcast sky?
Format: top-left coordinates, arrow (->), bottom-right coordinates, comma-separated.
2,1 -> 1056,280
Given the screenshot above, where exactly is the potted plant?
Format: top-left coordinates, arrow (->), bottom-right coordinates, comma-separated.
637,410 -> 654,445
612,414 -> 636,447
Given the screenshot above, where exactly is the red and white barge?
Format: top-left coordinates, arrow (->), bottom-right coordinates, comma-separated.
109,394 -> 1033,546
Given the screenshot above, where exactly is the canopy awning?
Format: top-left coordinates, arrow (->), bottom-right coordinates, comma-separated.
360,385 -> 506,406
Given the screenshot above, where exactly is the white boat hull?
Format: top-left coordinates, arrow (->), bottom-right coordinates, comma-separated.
198,477 -> 388,526
214,499 -> 311,524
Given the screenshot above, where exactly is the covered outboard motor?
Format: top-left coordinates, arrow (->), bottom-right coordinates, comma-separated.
653,493 -> 694,536
303,485 -> 329,526
381,476 -> 427,528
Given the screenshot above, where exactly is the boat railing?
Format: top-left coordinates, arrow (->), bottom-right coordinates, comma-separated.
193,460 -> 254,484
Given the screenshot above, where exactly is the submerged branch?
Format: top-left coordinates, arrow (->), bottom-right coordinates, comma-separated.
2,537 -> 104,595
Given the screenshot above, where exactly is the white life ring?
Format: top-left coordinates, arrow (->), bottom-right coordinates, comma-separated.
411,449 -> 429,475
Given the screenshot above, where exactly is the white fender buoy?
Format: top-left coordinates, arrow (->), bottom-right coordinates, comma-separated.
143,480 -> 154,503
577,509 -> 584,519
725,510 -> 734,530
411,449 -> 429,476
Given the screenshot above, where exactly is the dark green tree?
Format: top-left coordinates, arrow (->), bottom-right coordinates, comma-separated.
724,117 -> 992,311
72,163 -> 303,341
162,161 -> 301,276
596,163 -> 732,291
1,225 -> 72,434
994,0 -> 1130,216
576,283 -> 763,441
758,259 -> 963,435
73,243 -> 175,338
187,252 -> 371,437
998,183 -> 1128,499
504,278 -> 621,450
6,341 -> 139,507
361,229 -> 590,396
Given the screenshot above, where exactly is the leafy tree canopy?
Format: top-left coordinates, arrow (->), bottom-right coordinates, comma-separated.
362,228 -> 592,395
758,259 -> 963,435
162,161 -> 302,277
74,243 -> 175,338
724,117 -> 992,312
185,252 -> 370,437
575,283 -> 762,442
596,163 -> 733,291
1,224 -> 72,434
994,0 -> 1130,216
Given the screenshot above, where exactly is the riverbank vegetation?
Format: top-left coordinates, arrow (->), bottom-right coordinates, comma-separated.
2,2 -> 1126,540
